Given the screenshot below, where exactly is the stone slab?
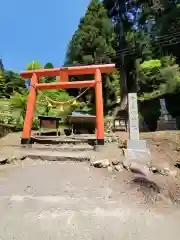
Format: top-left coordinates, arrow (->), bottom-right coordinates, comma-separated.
127,139 -> 147,151
127,139 -> 150,165
26,150 -> 91,162
126,149 -> 151,165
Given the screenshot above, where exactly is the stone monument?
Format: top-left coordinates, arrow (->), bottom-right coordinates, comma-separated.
128,93 -> 139,140
127,93 -> 150,165
157,98 -> 176,130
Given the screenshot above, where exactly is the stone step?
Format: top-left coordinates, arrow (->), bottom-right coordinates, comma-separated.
31,143 -> 94,152
26,149 -> 92,162
31,135 -> 96,145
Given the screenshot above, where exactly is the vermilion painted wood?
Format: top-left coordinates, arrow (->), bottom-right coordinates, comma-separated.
36,80 -> 96,90
95,69 -> 104,142
21,64 -> 115,144
59,69 -> 68,82
22,73 -> 38,139
20,64 -> 115,78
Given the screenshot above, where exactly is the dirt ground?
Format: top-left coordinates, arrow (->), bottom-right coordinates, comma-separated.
0,132 -> 180,238
1,131 -> 180,205
116,130 -> 180,166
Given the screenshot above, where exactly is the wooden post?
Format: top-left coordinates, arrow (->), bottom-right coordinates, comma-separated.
21,73 -> 38,144
95,69 -> 104,145
60,69 -> 68,82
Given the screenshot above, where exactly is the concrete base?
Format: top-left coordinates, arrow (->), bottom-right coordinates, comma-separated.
21,138 -> 33,145
127,140 -> 151,165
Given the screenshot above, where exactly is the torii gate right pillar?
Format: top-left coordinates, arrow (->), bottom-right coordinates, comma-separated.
95,69 -> 104,145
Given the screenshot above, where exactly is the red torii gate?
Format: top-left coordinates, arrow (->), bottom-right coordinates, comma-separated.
20,64 -> 115,145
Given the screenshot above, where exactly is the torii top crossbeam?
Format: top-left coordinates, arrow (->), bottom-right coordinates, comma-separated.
21,64 -> 115,78
20,64 -> 115,145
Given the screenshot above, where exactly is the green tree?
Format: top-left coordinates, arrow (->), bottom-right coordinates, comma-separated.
26,61 -> 42,70
65,0 -> 119,114
44,62 -> 54,69
43,62 -> 56,83
10,91 -> 29,118
0,70 -> 26,98
137,56 -> 180,100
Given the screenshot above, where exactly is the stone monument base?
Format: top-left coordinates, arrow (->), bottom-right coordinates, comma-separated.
126,140 -> 151,165
157,118 -> 177,131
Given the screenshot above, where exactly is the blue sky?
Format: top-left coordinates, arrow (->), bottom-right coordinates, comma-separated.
0,0 -> 90,72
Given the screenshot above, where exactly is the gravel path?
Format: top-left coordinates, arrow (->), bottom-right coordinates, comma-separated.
0,160 -> 179,239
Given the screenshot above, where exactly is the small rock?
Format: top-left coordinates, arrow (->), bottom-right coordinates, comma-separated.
25,157 -> 33,162
151,164 -> 170,176
8,156 -> 17,164
174,162 -> 180,169
20,155 -> 27,161
93,159 -> 110,168
169,168 -> 178,178
112,136 -> 117,142
156,142 -> 161,147
122,158 -> 130,170
108,166 -> 113,172
112,159 -> 120,165
92,160 -> 102,168
118,140 -> 126,149
90,156 -> 96,165
129,162 -> 150,176
151,167 -> 158,174
176,147 -> 180,152
159,167 -> 177,177
160,167 -> 170,176
122,148 -> 127,157
102,159 -> 110,168
115,164 -> 124,172
0,156 -> 8,164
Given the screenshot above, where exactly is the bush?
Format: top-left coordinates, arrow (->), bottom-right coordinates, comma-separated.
13,116 -> 24,131
32,117 -> 39,130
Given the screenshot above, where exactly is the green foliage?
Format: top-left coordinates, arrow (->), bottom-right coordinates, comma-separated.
3,0 -> 180,133
44,62 -> 54,69
43,62 -> 56,83
0,70 -> 26,98
0,88 -> 77,131
139,59 -> 161,70
66,0 -> 116,64
10,91 -> 28,118
102,0 -> 180,129
65,0 -> 120,114
26,61 -> 42,70
137,56 -> 180,100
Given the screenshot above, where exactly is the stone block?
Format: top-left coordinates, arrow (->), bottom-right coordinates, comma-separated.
127,139 -> 151,165
127,139 -> 147,151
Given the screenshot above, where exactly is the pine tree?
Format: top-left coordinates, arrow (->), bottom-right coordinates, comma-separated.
65,0 -> 119,114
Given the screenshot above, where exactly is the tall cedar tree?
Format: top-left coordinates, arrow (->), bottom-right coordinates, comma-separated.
65,0 -> 119,114
103,0 -> 180,129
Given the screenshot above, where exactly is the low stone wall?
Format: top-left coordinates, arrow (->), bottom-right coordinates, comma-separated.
0,124 -> 15,138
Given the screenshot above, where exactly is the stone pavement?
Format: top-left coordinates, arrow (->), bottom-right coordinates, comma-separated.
0,160 -> 180,239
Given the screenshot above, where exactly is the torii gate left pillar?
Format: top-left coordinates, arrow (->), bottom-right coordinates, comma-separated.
20,64 -> 115,145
